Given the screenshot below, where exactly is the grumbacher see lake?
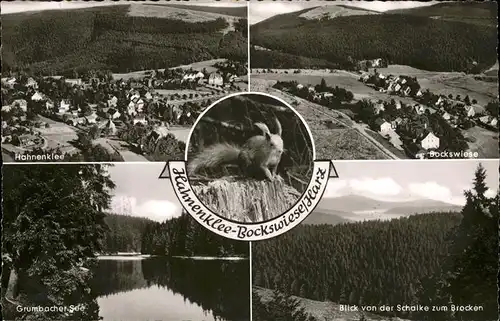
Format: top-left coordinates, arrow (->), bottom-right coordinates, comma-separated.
91,256 -> 250,321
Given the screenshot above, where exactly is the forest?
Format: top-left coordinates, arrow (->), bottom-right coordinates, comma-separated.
250,13 -> 497,73
2,5 -> 247,75
253,164 -> 498,321
141,213 -> 249,257
101,214 -> 152,254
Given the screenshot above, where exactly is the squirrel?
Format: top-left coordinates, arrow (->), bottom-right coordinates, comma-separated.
188,117 -> 284,181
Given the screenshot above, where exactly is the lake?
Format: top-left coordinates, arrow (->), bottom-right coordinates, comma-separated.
92,256 -> 250,321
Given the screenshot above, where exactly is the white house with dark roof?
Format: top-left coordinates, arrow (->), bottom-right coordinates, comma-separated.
420,132 -> 440,150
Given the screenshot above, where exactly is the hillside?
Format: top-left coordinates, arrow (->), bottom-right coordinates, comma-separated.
254,287 -> 408,321
1,4 -> 247,75
250,3 -> 497,73
317,194 -> 462,216
386,1 -> 497,27
299,4 -> 379,20
253,212 -> 463,320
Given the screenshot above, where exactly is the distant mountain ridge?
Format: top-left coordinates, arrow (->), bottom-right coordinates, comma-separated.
319,194 -> 462,213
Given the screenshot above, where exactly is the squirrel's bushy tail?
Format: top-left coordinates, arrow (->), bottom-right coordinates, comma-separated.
188,143 -> 241,175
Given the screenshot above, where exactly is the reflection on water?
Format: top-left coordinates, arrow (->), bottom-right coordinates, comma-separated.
92,257 -> 250,321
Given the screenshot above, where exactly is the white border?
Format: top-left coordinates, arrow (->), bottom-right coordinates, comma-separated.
184,91 -> 317,160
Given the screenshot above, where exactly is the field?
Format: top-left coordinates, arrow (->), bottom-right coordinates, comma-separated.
251,78 -> 390,160
112,59 -> 227,80
156,89 -> 212,97
35,116 -> 79,154
375,65 -> 498,105
462,126 -> 499,158
251,65 -> 498,106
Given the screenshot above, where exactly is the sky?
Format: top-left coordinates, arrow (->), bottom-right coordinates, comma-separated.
104,160 -> 498,222
0,1 -> 246,15
249,1 -> 439,24
324,160 -> 499,205
106,163 -> 182,223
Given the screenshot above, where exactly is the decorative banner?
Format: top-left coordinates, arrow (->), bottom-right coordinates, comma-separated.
159,160 -> 339,241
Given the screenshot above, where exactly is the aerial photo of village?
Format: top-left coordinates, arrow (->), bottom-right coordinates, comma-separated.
249,1 -> 498,160
1,1 -> 248,162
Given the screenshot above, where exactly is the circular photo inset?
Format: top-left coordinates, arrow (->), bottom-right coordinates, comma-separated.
186,92 -> 315,223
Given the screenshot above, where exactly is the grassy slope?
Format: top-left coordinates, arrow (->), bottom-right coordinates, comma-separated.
2,4 -> 247,74
254,287 -> 410,321
148,3 -> 247,18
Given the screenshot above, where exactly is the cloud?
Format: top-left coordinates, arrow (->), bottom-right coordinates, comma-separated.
349,177 -> 402,196
323,179 -> 348,198
111,195 -> 182,222
408,182 -> 465,205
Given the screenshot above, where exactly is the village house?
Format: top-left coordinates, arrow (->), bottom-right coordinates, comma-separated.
491,118 -> 498,127
403,86 -> 411,96
465,104 -> 485,118
395,101 -> 402,110
435,96 -> 445,107
442,112 -> 452,121
416,89 -> 423,97
296,84 -> 304,90
31,92 -> 44,101
85,113 -> 98,125
26,77 -> 38,88
133,115 -> 148,126
208,73 -> 223,86
65,79 -> 82,86
420,132 -> 440,150
149,125 -> 170,141
100,119 -> 117,136
59,99 -> 71,113
375,118 -> 392,134
107,96 -> 118,108
13,99 -> 28,113
415,105 -> 426,115
308,86 -> 315,93
374,102 -> 385,115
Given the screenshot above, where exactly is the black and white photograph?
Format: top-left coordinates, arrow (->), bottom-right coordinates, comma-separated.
252,160 -> 498,321
187,92 -> 314,223
2,163 -> 250,321
249,1 -> 498,160
1,1 -> 249,163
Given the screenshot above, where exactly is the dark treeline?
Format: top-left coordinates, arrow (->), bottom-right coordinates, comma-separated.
250,48 -> 340,69
101,214 -> 153,254
95,13 -> 228,35
141,213 -> 249,257
251,14 -> 497,73
188,94 -> 314,181
2,5 -> 247,74
253,164 -> 498,320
